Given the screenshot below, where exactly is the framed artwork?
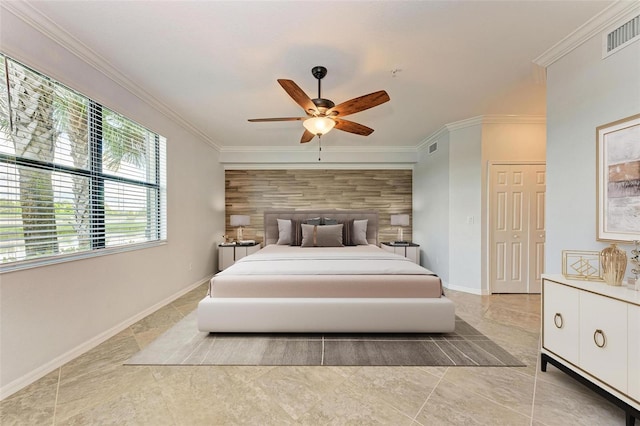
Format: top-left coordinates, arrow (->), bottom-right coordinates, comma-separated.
597,113 -> 640,242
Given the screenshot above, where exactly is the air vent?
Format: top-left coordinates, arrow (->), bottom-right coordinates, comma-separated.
603,14 -> 639,58
428,142 -> 438,154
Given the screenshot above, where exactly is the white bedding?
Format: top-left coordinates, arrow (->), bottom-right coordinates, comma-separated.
209,244 -> 443,299
217,244 -> 436,276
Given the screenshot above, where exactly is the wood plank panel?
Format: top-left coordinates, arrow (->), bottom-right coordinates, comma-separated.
225,169 -> 412,244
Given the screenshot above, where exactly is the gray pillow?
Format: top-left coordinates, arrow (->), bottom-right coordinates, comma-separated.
322,217 -> 338,225
304,217 -> 321,225
301,224 -> 344,247
352,219 -> 368,245
276,219 -> 292,245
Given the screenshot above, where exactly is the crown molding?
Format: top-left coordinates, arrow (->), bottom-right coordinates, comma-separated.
417,114 -> 546,153
223,163 -> 414,170
416,126 -> 449,152
1,1 -> 221,151
218,145 -> 418,165
445,116 -> 484,132
534,1 -> 640,68
219,144 -> 417,153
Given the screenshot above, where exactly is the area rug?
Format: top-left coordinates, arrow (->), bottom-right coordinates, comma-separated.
125,311 -> 524,367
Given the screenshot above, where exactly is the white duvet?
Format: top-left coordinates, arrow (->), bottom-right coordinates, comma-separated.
217,244 -> 436,276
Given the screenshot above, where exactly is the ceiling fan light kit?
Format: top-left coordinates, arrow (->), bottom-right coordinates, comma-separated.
248,65 -> 390,147
303,116 -> 335,136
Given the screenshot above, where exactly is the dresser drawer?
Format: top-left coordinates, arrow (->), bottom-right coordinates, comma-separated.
543,280 -> 580,364
579,291 -> 628,393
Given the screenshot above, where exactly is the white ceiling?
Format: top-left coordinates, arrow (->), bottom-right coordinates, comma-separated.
15,0 -> 613,150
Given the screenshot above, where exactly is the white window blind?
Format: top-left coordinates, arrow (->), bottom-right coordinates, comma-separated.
0,54 -> 167,271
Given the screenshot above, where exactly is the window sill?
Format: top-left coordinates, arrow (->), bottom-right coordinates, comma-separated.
0,240 -> 168,274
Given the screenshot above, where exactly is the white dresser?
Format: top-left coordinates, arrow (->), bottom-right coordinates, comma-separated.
541,274 -> 639,425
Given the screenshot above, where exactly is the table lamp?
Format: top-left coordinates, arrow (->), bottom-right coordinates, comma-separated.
390,214 -> 410,243
230,215 -> 250,241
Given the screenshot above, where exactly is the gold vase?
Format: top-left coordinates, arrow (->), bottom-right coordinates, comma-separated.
600,243 -> 627,286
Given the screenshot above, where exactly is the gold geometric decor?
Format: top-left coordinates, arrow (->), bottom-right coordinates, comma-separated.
562,250 -> 604,281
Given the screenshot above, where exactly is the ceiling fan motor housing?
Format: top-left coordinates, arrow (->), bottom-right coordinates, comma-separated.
312,98 -> 335,113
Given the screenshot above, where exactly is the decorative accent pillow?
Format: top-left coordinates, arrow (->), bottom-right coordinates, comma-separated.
290,219 -> 303,246
352,219 -> 368,245
276,219 -> 292,245
301,224 -> 344,247
290,218 -> 322,246
322,217 -> 338,225
340,219 -> 355,246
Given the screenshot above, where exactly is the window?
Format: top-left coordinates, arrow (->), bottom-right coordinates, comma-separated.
0,54 -> 167,271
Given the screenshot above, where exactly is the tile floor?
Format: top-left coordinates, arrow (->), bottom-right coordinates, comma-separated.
1,284 -> 627,425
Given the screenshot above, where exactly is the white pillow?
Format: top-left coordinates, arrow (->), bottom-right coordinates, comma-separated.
352,219 -> 368,245
276,219 -> 292,245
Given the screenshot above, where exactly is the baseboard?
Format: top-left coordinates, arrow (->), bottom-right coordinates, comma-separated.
443,282 -> 489,295
0,275 -> 213,401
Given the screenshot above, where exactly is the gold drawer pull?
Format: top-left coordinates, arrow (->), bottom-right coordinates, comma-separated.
553,313 -> 563,329
593,329 -> 606,348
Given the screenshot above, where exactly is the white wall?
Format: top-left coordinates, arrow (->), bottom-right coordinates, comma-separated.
448,124 -> 483,293
414,133 -> 451,284
0,9 -> 225,397
546,28 -> 640,273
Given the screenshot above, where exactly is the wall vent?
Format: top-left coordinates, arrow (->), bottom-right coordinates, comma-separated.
603,14 -> 639,58
428,141 -> 438,154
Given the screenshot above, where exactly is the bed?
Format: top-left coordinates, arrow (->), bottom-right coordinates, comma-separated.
197,209 -> 455,333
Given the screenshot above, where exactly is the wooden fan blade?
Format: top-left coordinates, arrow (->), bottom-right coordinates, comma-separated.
248,117 -> 305,122
278,79 -> 318,115
300,129 -> 315,143
328,90 -> 390,117
334,118 -> 374,136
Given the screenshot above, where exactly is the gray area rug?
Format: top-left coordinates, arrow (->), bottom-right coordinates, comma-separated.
125,311 -> 524,367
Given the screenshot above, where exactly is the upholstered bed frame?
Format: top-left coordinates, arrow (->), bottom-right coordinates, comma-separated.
197,209 -> 456,333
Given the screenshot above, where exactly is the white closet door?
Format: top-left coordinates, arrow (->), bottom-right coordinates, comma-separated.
489,163 -> 546,293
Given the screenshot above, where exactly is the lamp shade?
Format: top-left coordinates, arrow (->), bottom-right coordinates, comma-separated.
303,117 -> 335,136
230,215 -> 250,227
390,214 -> 410,227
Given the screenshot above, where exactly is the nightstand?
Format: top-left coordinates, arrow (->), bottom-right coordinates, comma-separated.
380,242 -> 420,264
218,242 -> 260,271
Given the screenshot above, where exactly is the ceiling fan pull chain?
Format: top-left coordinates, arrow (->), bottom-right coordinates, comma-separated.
318,135 -> 322,161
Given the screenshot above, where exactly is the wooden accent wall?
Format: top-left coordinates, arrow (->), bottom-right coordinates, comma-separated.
225,169 -> 412,244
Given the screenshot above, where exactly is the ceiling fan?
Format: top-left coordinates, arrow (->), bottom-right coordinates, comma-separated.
248,66 -> 390,144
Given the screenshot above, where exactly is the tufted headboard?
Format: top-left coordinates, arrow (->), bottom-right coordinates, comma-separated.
264,209 -> 379,246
